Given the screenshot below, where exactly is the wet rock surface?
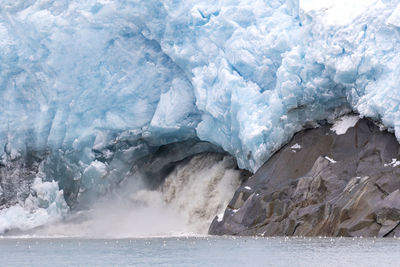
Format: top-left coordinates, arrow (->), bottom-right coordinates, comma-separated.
209,118 -> 400,237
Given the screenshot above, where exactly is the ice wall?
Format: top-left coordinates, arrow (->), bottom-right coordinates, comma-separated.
1,0 -> 400,174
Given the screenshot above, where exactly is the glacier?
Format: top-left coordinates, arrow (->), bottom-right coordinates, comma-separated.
0,0 -> 400,233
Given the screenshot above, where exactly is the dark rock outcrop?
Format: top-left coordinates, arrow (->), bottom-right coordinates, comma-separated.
209,118 -> 400,237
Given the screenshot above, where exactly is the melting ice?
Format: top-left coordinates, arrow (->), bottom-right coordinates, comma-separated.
1,0 -> 400,234
18,154 -> 241,237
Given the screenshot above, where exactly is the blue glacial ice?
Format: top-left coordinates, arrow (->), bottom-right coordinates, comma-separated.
0,0 -> 400,232
1,0 -> 400,172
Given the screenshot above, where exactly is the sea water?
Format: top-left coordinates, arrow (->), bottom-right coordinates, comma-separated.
1,236 -> 399,266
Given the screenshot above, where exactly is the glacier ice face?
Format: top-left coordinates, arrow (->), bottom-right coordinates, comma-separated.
1,0 -> 400,175
0,0 -> 200,161
1,0 -> 400,235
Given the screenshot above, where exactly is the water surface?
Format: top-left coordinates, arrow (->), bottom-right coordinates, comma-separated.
1,236 -> 399,266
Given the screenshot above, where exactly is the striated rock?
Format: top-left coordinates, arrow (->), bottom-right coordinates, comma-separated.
209,117 -> 400,237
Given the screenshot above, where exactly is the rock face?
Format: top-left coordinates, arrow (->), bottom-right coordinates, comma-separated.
209,118 -> 400,237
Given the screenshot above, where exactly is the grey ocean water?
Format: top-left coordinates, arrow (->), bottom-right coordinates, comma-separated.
1,236 -> 399,266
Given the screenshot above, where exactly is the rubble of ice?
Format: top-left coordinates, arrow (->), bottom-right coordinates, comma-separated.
1,0 -> 400,234
15,154 -> 241,237
331,115 -> 360,135
0,178 -> 68,234
291,144 -> 302,150
324,156 -> 337,164
384,158 -> 400,168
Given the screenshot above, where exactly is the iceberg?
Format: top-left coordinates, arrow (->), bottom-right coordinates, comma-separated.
0,0 -> 400,233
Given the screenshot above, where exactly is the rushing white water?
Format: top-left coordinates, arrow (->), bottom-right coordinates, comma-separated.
161,153 -> 241,234
27,154 -> 241,238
